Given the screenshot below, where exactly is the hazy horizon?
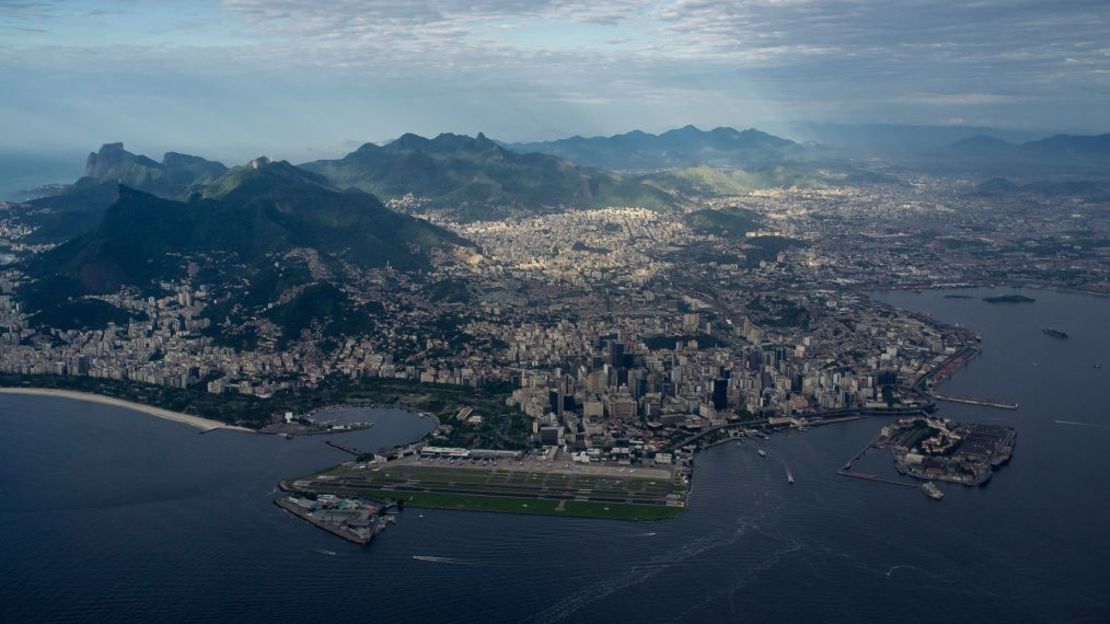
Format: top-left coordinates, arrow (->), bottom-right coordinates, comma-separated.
3,0 -> 1109,162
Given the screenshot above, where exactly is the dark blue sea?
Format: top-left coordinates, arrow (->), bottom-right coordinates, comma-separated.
2,288 -> 1108,623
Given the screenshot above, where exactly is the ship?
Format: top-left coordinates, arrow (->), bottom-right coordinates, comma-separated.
921,482 -> 944,500
1042,328 -> 1069,339
757,449 -> 767,457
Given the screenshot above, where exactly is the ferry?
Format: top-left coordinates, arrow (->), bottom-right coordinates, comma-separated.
1042,328 -> 1069,339
757,449 -> 767,457
921,482 -> 944,500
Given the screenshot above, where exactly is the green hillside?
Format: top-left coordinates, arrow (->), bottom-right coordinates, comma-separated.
302,132 -> 675,218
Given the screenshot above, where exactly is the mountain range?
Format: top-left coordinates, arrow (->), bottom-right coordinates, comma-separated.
946,133 -> 1110,166
759,122 -> 1045,155
19,157 -> 470,334
32,157 -> 467,293
508,125 -> 801,171
300,132 -> 674,219
16,144 -> 229,243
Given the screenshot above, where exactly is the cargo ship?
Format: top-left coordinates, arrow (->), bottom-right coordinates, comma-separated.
1042,328 -> 1069,339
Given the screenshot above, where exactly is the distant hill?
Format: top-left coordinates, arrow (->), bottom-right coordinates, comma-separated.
13,144 -> 228,243
684,206 -> 762,238
20,158 -> 472,334
15,179 -> 123,243
970,177 -> 1020,195
1019,134 -> 1110,161
763,122 -> 1042,154
944,133 -> 1110,171
508,125 -> 800,170
26,158 -> 469,293
949,134 -> 1014,153
83,142 -> 227,197
301,132 -> 674,219
645,163 -> 902,197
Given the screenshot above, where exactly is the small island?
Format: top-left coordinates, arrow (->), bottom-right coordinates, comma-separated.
983,294 -> 1036,304
875,416 -> 1016,486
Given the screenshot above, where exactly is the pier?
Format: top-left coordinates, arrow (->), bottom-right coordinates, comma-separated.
838,470 -> 918,488
836,439 -> 917,489
934,394 -> 1019,410
325,440 -> 369,456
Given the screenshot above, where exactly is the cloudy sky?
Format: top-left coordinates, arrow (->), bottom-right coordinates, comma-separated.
2,0 -> 1109,162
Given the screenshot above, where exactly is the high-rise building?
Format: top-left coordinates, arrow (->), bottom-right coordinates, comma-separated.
712,377 -> 729,411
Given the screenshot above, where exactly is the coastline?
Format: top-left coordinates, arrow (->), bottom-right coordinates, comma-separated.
0,387 -> 254,432
857,282 -> 1109,298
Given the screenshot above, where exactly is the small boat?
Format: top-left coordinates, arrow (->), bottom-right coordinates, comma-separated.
921,482 -> 944,500
1042,328 -> 1069,339
757,449 -> 767,457
786,468 -> 794,484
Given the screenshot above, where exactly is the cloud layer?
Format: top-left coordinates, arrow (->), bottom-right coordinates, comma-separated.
1,0 -> 1108,159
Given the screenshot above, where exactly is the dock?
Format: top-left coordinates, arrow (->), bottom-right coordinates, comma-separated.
934,394 -> 1019,410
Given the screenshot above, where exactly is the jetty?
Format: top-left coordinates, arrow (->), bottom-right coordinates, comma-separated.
934,394 -> 1019,410
837,439 -> 917,489
325,440 -> 368,456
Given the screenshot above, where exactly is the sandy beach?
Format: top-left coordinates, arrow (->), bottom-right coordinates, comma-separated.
0,387 -> 254,432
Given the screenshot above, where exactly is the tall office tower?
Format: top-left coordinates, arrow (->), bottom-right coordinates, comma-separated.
712,377 -> 729,411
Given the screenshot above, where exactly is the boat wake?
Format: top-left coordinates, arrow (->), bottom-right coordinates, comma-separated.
412,555 -> 470,565
523,513 -> 772,624
884,564 -> 919,578
665,540 -> 805,622
314,549 -> 337,556
1055,419 -> 1110,430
